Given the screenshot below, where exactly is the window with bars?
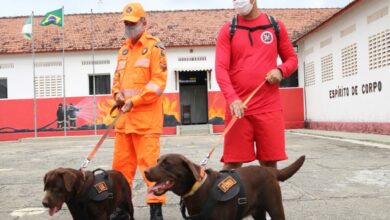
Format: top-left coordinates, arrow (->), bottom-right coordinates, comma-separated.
0,78 -> 7,99
89,74 -> 111,95
304,61 -> 315,87
342,43 -> 358,77
369,29 -> 390,70
34,75 -> 63,97
321,54 -> 334,82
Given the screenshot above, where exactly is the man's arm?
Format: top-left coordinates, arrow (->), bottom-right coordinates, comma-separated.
276,20 -> 298,78
215,23 -> 240,106
112,49 -> 126,108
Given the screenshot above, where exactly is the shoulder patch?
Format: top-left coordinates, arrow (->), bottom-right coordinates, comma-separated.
155,42 -> 165,50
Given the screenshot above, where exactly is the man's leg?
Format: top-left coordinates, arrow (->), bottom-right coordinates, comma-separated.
133,133 -> 165,220
221,114 -> 256,169
253,111 -> 287,220
222,162 -> 243,170
259,160 -> 277,168
111,132 -> 137,220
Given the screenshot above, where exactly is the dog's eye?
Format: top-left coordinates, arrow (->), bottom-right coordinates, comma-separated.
161,159 -> 170,166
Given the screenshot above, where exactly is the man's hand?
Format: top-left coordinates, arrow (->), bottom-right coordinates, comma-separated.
121,99 -> 133,112
115,92 -> 125,108
230,99 -> 247,118
265,69 -> 283,85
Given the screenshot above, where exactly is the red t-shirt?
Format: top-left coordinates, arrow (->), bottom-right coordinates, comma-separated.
215,12 -> 298,115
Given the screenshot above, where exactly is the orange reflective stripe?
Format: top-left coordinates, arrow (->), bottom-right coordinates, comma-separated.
134,58 -> 150,68
122,89 -> 141,97
145,82 -> 162,95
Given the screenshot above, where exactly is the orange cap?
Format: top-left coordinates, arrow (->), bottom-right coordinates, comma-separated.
122,2 -> 145,23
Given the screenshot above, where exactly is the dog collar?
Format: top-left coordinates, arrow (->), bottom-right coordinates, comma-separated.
182,173 -> 208,198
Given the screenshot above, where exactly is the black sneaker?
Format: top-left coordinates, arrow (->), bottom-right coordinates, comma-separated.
149,203 -> 163,220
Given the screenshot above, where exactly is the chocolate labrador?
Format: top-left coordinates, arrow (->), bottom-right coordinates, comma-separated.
42,168 -> 134,220
145,154 -> 305,220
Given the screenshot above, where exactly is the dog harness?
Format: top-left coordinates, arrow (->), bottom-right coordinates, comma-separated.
66,169 -> 114,220
180,170 -> 247,220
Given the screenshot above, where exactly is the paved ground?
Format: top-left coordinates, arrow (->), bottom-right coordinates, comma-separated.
0,129 -> 390,220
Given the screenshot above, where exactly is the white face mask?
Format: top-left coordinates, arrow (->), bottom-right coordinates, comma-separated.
124,22 -> 144,40
233,0 -> 254,16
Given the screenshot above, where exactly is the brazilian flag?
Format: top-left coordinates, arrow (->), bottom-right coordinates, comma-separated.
40,8 -> 63,27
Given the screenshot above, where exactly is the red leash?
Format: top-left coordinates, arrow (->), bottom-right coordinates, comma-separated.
199,80 -> 267,177
80,109 -> 122,171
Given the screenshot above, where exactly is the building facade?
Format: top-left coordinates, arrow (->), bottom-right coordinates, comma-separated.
0,8 -> 338,141
295,0 -> 390,134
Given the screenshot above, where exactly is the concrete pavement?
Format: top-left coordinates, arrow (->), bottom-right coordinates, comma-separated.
0,129 -> 389,219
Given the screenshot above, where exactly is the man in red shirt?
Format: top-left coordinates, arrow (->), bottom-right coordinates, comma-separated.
215,0 -> 298,170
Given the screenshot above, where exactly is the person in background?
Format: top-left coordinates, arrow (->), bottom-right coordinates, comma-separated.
67,103 -> 79,129
215,0 -> 298,170
56,103 -> 64,128
110,2 -> 168,220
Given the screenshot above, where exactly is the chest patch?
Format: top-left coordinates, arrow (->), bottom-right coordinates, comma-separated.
211,171 -> 241,202
217,176 -> 237,193
261,31 -> 273,44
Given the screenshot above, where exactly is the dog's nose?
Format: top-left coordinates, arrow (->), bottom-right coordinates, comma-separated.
42,199 -> 49,208
144,169 -> 151,179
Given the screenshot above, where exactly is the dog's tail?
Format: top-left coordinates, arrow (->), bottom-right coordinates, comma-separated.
276,155 -> 305,182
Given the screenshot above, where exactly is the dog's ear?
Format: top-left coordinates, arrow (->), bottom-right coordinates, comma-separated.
43,173 -> 48,191
60,170 -> 78,192
182,156 -> 201,181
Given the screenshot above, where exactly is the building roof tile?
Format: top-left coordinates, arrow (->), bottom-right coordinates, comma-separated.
0,8 -> 339,54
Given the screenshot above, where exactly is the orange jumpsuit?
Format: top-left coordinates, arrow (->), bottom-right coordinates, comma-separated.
112,32 -> 167,204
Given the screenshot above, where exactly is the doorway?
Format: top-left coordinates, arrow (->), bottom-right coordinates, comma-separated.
179,70 -> 208,125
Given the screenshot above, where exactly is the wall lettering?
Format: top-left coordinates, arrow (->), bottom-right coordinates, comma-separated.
329,81 -> 382,99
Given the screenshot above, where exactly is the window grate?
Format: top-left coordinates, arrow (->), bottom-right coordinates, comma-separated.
35,61 -> 62,68
342,43 -> 358,77
0,63 -> 14,70
34,75 -> 63,97
321,54 -> 333,82
82,60 -> 110,65
304,61 -> 315,87
367,6 -> 388,24
178,56 -> 207,62
369,29 -> 390,70
340,24 -> 356,38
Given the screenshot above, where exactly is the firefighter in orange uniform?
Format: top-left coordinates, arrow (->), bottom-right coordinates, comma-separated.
111,2 -> 167,220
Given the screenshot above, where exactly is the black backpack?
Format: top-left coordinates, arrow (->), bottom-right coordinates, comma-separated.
229,14 -> 280,46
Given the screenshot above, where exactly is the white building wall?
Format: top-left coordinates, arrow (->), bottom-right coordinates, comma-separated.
297,0 -> 390,123
0,46 -> 219,99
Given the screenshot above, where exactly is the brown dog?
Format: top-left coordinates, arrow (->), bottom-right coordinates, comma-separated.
145,154 -> 305,220
42,168 -> 134,220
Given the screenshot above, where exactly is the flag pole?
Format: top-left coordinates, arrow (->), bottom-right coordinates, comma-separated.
31,11 -> 37,138
90,9 -> 97,135
61,6 -> 67,136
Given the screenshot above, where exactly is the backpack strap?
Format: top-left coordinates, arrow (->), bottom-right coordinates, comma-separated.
268,15 -> 280,45
229,15 -> 238,41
